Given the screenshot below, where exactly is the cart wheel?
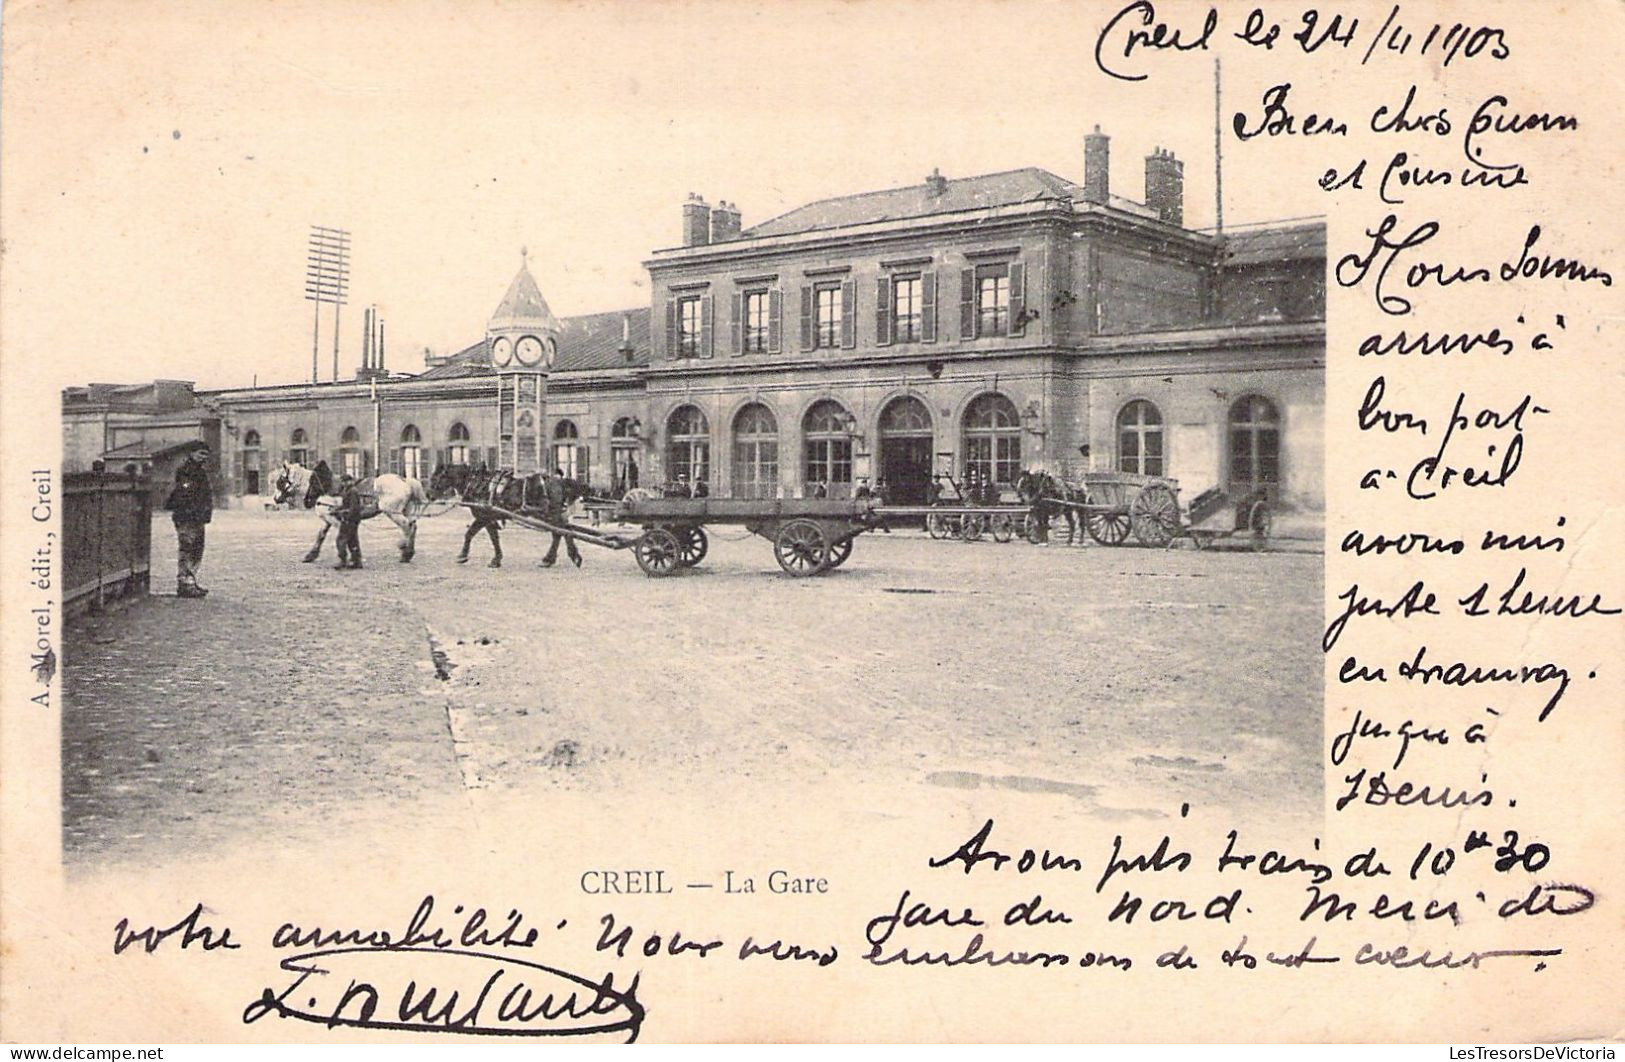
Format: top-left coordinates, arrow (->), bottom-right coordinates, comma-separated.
1086,511 -> 1132,546
1249,501 -> 1273,552
774,519 -> 828,576
634,527 -> 681,577
1024,515 -> 1043,544
675,525 -> 709,567
926,512 -> 948,540
826,535 -> 854,569
1130,484 -> 1180,547
990,513 -> 1014,543
959,514 -> 983,542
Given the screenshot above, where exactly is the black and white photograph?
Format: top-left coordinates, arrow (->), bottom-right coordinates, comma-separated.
3,0 -> 1619,1047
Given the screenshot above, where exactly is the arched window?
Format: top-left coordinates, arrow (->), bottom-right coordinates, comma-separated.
552,419 -> 585,480
1116,400 -> 1165,476
1229,395 -> 1281,497
241,430 -> 263,494
961,393 -> 1021,489
610,416 -> 641,492
666,405 -> 710,489
877,395 -> 933,506
447,422 -> 471,466
397,424 -> 424,479
803,400 -> 853,498
339,426 -> 364,479
289,428 -> 310,467
732,403 -> 779,499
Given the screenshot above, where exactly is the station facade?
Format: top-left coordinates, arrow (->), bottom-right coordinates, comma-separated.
104,129 -> 1326,519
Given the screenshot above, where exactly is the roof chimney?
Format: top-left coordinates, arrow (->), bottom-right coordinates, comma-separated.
925,167 -> 948,197
1144,148 -> 1184,226
682,193 -> 711,247
1083,125 -> 1110,205
710,200 -> 742,242
619,313 -> 636,361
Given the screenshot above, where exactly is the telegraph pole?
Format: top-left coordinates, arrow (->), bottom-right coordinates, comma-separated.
305,225 -> 351,383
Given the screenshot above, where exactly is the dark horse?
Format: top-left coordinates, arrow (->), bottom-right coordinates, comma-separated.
1015,469 -> 1080,545
430,464 -> 593,568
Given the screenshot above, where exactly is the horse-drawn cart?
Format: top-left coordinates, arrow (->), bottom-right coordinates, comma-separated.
1035,472 -> 1271,550
617,495 -> 881,577
468,493 -> 882,577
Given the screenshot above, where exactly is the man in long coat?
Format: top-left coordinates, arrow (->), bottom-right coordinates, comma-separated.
163,445 -> 214,598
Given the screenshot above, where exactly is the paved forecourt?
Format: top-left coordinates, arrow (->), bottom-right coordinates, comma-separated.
62,507 -> 1322,865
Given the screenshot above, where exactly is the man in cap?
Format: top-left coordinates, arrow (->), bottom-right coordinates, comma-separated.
163,444 -> 214,598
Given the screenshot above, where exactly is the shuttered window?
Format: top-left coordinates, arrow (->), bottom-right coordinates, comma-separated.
677,296 -> 703,357
742,290 -> 770,353
814,284 -> 842,349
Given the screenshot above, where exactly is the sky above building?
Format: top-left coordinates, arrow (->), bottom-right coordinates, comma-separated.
4,0 -> 1333,393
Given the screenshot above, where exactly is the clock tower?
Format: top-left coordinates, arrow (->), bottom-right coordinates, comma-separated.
487,249 -> 561,474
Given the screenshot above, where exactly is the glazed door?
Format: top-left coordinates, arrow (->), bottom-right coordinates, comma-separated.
880,436 -> 933,505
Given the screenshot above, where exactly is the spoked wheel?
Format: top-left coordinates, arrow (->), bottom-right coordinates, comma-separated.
926,512 -> 948,540
674,525 -> 709,567
1086,510 -> 1132,546
1130,484 -> 1181,547
959,514 -> 983,542
826,535 -> 854,569
1248,501 -> 1273,552
990,513 -> 1015,543
634,527 -> 681,577
774,519 -> 829,576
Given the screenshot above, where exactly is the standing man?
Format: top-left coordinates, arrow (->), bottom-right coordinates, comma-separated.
540,467 -> 582,568
164,444 -> 214,598
334,473 -> 365,569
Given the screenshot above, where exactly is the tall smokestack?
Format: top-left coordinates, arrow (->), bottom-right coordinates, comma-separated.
377,317 -> 385,373
362,307 -> 373,370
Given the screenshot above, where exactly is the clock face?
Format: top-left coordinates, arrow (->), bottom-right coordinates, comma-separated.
544,337 -> 557,368
490,336 -> 513,367
515,335 -> 545,367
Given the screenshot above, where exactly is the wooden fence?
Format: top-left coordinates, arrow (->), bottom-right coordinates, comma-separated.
63,472 -> 153,615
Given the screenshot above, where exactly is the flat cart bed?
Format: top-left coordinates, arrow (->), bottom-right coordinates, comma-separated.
615,495 -> 881,576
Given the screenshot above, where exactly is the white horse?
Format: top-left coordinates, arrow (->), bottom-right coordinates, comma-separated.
274,460 -> 431,563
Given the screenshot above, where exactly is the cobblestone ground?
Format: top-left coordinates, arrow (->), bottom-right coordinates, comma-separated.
63,508 -> 1322,866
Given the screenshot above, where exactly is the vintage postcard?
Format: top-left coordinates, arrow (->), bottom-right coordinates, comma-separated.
1,0 -> 1619,1045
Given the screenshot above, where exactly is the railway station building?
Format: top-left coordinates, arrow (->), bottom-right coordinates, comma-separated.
73,127 -> 1326,525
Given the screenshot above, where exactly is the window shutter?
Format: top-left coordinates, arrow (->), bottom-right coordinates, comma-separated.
1008,262 -> 1026,337
922,271 -> 938,343
841,278 -> 857,348
438,447 -> 450,471
486,446 -> 498,469
730,292 -> 742,355
799,286 -> 813,351
875,277 -> 892,346
664,297 -> 677,359
768,288 -> 783,353
363,449 -> 373,476
960,268 -> 976,339
391,448 -> 402,476
579,445 -> 591,482
701,294 -> 714,358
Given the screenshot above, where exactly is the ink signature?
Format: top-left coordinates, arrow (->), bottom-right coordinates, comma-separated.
243,946 -> 645,1041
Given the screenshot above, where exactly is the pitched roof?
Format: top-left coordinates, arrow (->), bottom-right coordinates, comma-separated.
487,263 -> 562,334
1222,222 -> 1326,265
741,167 -> 1153,238
418,308 -> 650,380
